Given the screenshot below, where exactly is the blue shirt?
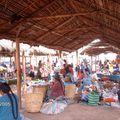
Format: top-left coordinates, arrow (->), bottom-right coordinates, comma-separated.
0,94 -> 21,120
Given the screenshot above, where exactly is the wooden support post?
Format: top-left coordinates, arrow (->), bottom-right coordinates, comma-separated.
22,51 -> 26,95
22,50 -> 26,82
32,51 -> 35,71
30,55 -> 32,65
49,54 -> 52,72
58,50 -> 62,59
76,50 -> 79,66
16,38 -> 21,108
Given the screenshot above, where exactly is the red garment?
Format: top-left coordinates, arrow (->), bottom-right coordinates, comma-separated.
51,80 -> 64,99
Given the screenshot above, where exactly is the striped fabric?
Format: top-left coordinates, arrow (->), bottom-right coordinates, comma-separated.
88,91 -> 99,106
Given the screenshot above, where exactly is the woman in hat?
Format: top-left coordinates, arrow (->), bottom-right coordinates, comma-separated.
50,72 -> 65,99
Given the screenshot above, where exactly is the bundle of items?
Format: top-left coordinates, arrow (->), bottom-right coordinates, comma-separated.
40,96 -> 68,114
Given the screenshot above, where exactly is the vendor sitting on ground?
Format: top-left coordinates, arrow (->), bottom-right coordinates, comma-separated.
0,80 -> 21,120
50,72 -> 65,99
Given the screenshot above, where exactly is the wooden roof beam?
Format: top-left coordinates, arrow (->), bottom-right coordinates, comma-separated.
54,26 -> 98,32
30,11 -> 97,20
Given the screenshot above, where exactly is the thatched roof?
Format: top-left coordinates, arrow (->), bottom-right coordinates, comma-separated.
28,45 -> 57,56
0,39 -> 57,57
81,46 -> 119,56
0,40 -> 15,57
0,0 -> 120,51
80,40 -> 120,56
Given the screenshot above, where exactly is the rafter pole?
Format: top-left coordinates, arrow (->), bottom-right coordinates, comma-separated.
55,26 -> 98,32
31,11 -> 97,20
76,50 -> 79,66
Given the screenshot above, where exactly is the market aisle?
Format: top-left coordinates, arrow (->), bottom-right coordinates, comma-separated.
24,104 -> 120,120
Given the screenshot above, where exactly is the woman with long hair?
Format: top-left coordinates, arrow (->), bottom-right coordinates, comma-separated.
0,81 -> 21,120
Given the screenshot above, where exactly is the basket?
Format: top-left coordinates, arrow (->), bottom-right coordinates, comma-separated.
65,84 -> 76,98
33,85 -> 47,98
25,93 -> 44,112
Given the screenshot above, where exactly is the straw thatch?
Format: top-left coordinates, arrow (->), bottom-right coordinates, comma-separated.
0,0 -> 120,52
80,40 -> 120,55
0,40 -> 57,57
81,46 -> 119,56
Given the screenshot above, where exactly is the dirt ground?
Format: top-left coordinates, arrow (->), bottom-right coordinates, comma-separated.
23,104 -> 120,120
